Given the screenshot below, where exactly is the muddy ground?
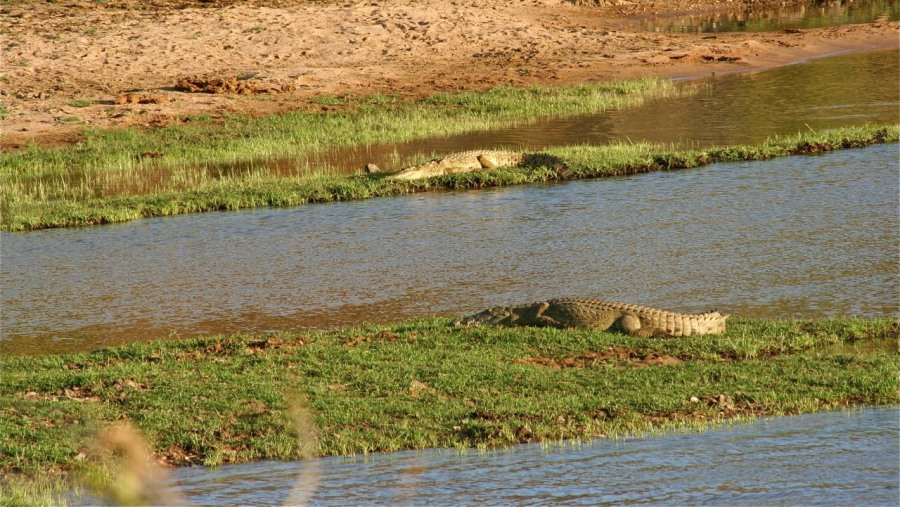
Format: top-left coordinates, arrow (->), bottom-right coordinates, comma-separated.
1,0 -> 897,150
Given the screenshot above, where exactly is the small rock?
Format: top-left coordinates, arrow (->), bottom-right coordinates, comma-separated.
408,380 -> 430,397
690,396 -> 700,403
364,163 -> 380,173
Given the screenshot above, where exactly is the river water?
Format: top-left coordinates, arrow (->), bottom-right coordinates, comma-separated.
2,141 -> 897,355
68,407 -> 899,506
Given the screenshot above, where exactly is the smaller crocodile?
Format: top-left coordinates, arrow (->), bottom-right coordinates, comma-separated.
389,150 -> 524,180
452,297 -> 729,337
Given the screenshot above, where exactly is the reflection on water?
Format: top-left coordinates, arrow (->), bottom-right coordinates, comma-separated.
2,144 -> 897,355
385,49 -> 898,159
67,407 -> 900,506
635,0 -> 900,33
204,49 -> 899,178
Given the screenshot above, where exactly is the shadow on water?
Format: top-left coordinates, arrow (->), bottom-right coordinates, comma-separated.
634,0 -> 900,33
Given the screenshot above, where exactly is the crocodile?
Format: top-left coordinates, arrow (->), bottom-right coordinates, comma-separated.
452,297 -> 729,337
389,150 -> 524,180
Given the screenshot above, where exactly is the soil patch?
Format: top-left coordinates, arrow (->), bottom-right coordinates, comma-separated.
174,74 -> 297,94
521,347 -> 685,369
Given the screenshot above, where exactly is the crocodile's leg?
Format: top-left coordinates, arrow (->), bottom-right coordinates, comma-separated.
477,154 -> 496,169
619,314 -> 665,338
486,307 -> 514,325
619,314 -> 642,336
531,301 -> 563,327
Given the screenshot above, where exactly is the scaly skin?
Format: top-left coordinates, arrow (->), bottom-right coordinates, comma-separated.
389,150 -> 524,180
452,297 -> 729,337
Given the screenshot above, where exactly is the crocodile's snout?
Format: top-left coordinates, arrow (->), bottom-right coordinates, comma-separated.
452,307 -> 511,327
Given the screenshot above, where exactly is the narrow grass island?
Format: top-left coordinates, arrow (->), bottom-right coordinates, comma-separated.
2,76 -> 897,231
1,317 -> 897,505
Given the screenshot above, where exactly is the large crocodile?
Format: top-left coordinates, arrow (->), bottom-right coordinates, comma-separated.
389,150 -> 524,180
452,297 -> 729,337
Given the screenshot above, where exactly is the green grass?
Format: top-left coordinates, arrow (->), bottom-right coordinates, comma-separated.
1,316 -> 897,502
2,123 -> 896,231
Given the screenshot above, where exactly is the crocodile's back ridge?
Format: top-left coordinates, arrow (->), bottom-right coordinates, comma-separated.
390,150 -> 524,180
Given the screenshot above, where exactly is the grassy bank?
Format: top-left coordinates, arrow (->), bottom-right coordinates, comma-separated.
0,78 -> 683,225
1,316 -> 897,503
3,123 -> 897,231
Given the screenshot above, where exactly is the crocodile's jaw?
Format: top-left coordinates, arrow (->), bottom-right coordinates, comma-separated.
451,304 -> 528,327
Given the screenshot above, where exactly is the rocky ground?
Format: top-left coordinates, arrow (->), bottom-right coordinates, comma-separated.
1,0 -> 897,149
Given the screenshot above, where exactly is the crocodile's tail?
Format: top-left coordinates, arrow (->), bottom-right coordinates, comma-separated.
547,298 -> 728,337
656,310 -> 729,337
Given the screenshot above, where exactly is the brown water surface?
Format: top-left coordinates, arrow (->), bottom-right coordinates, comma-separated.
633,0 -> 900,33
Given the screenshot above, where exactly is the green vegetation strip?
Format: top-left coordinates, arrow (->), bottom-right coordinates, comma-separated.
1,317 -> 897,502
1,78 -> 682,223
3,124 -> 897,231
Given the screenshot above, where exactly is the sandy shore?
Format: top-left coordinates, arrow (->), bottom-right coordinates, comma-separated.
1,0 -> 897,149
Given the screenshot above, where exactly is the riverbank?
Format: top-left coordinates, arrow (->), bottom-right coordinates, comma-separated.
1,316 -> 897,504
1,0 -> 897,150
3,123 -> 897,231
0,77 -> 682,231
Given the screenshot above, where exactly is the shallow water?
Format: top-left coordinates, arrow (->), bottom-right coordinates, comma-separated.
210,49 -> 900,178
634,0 -> 900,33
69,407 -> 900,506
2,143 -> 897,355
